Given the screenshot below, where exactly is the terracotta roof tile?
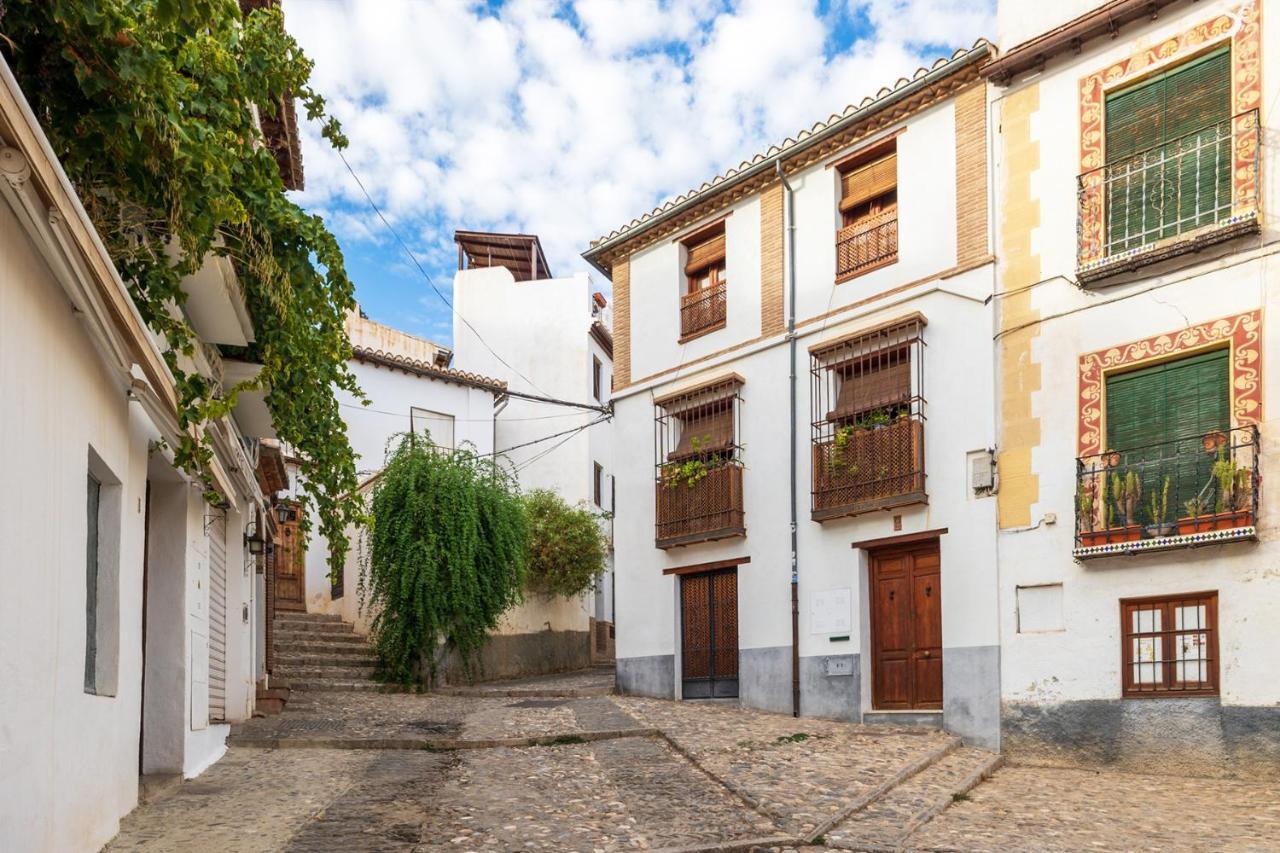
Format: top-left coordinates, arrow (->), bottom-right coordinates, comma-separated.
350,346 -> 507,394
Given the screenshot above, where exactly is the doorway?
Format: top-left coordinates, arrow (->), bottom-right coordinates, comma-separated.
869,541 -> 941,710
273,501 -> 305,611
680,568 -> 739,699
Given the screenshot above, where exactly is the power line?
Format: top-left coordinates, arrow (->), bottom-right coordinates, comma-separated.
495,413 -> 611,458
340,401 -> 592,423
514,417 -> 603,473
335,148 -> 550,397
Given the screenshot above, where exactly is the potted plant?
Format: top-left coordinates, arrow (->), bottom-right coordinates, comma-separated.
1177,494 -> 1216,535
1211,449 -> 1254,528
1077,477 -> 1106,547
1102,470 -> 1144,543
1145,476 -> 1174,538
661,436 -> 726,489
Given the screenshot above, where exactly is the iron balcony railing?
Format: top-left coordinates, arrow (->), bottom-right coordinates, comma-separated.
836,209 -> 898,280
680,281 -> 727,338
1073,424 -> 1259,556
1077,110 -> 1259,267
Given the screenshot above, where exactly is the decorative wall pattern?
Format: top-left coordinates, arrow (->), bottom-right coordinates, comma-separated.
1078,309 -> 1263,456
1077,0 -> 1263,265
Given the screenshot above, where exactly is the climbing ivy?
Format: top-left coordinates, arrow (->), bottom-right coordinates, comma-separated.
523,489 -> 607,598
0,0 -> 362,571
366,436 -> 529,685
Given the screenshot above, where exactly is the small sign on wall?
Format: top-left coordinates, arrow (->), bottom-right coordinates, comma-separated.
810,587 -> 852,635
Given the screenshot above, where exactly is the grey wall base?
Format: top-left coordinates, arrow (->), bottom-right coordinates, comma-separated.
738,646 -> 794,714
442,629 -> 591,684
943,645 -> 1001,750
800,653 -> 860,722
1003,698 -> 1280,779
617,654 -> 675,698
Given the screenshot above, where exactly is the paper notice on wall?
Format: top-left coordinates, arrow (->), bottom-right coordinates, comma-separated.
810,588 -> 852,635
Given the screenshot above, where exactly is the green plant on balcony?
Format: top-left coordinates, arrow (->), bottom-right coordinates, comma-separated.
829,407 -> 900,472
1077,480 -> 1095,534
1145,476 -> 1173,538
1110,470 -> 1143,529
661,436 -> 729,489
1212,449 -> 1252,514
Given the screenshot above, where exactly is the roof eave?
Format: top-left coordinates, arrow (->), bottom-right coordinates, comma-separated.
582,41 -> 991,271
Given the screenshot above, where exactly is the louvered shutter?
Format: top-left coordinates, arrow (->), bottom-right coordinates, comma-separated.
1105,348 -> 1228,521
685,232 -> 726,276
840,153 -> 897,212
1104,48 -> 1231,251
670,401 -> 735,460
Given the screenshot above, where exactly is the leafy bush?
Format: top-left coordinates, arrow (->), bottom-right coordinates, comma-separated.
366,436 -> 528,684
522,489 -> 607,598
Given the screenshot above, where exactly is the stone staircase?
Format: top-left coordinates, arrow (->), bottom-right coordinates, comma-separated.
272,611 -> 383,692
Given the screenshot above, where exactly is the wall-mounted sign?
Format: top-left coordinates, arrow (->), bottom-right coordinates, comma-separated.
810,587 -> 852,635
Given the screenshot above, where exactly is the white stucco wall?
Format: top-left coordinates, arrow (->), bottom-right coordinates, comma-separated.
993,0 -> 1280,711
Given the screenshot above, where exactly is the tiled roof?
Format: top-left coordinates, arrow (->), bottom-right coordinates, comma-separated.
350,346 -> 507,394
586,39 -> 991,253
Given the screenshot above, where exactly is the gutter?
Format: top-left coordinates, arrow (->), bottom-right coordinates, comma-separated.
776,160 -> 801,719
582,42 -> 990,275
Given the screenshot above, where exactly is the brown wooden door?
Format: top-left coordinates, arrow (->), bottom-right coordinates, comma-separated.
870,542 -> 942,709
274,502 -> 305,611
680,569 -> 739,699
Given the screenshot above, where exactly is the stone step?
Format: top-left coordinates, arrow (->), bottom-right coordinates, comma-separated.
822,745 -> 1003,850
273,626 -> 358,642
274,650 -> 377,667
273,637 -> 374,654
273,663 -> 377,681
273,618 -> 355,633
282,679 -> 400,692
274,611 -> 344,622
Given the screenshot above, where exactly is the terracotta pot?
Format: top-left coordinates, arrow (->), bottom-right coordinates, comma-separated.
1081,525 -> 1142,546
1176,510 -> 1254,536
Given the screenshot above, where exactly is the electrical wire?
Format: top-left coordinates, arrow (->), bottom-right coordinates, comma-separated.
512,415 -> 609,472
336,148 -> 550,397
498,413 -> 611,459
340,401 -> 590,423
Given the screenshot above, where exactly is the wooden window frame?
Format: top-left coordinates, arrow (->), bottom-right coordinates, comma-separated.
680,225 -> 728,342
835,142 -> 899,283
1120,591 -> 1219,698
592,355 -> 602,402
593,461 -> 604,508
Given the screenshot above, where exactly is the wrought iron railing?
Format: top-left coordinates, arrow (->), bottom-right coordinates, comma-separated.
680,281 -> 727,338
1077,110 -> 1259,266
1073,425 -> 1259,555
836,210 -> 897,279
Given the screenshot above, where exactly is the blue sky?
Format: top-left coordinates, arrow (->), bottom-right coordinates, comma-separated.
284,0 -> 994,346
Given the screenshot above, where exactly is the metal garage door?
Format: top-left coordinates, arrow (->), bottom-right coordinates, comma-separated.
208,512 -> 227,722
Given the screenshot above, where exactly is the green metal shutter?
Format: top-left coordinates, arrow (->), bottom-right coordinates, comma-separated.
1104,47 -> 1232,251
1105,348 -> 1229,522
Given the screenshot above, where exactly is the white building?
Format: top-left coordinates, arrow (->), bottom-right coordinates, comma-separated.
986,0 -> 1280,776
453,230 -> 617,666
299,309 -> 505,637
583,44 -> 1001,747
0,55 -> 285,850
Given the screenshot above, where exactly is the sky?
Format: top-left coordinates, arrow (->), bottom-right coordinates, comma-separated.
283,0 -> 995,346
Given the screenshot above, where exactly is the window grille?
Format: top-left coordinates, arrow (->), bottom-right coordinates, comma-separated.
653,377 -> 744,547
810,317 -> 926,520
1121,592 -> 1218,697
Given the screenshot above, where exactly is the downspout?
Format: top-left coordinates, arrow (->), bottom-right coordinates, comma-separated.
776,159 -> 800,718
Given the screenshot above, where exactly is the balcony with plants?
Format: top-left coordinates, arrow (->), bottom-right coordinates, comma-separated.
1073,425 -> 1259,558
654,379 -> 745,549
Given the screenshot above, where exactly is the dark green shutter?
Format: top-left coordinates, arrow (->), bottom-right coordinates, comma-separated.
1104,47 -> 1232,252
1105,348 -> 1229,523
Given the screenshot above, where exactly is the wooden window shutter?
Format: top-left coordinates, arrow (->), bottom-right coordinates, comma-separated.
1104,46 -> 1230,163
1105,348 -> 1229,451
829,347 -> 911,421
840,152 -> 897,212
685,231 -> 726,276
669,398 -> 735,460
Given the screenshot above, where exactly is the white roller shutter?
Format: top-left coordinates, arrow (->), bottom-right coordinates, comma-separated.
208,513 -> 228,722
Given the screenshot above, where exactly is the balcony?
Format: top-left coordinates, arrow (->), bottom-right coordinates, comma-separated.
812,411 -> 925,521
1076,110 -> 1260,284
1073,425 -> 1259,559
836,208 -> 897,281
655,461 -> 744,548
680,281 -> 727,341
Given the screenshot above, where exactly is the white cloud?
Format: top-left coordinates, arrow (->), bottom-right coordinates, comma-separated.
283,0 -> 993,292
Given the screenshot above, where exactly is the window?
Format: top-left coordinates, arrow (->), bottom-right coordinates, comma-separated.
837,143 -> 898,280
593,462 -> 604,507
654,377 -> 744,547
592,356 -> 602,402
1121,592 -> 1217,697
809,316 -> 925,520
1101,47 -> 1233,256
410,407 -> 455,450
680,223 -> 727,340
84,449 -> 121,696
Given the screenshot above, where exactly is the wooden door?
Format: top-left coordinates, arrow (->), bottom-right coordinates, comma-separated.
870,542 -> 942,710
680,569 -> 739,699
274,502 -> 305,611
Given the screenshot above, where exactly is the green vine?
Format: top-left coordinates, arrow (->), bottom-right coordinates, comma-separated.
366,435 -> 528,685
661,435 -> 730,488
523,489 -> 607,598
1,1 -> 362,571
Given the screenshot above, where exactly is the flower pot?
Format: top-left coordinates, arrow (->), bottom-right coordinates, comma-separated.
1145,523 -> 1176,539
1081,525 -> 1142,546
1176,510 -> 1254,536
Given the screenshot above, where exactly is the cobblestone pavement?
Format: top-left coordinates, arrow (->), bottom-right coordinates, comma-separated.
108,670 -> 1280,852
909,764 -> 1280,852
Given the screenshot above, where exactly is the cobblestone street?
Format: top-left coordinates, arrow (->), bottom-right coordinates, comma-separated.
108,670 -> 1280,852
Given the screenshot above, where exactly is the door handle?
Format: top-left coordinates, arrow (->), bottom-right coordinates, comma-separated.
922,649 -> 931,658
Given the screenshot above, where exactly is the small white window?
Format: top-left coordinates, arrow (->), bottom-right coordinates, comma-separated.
1016,583 -> 1065,634
410,408 -> 455,450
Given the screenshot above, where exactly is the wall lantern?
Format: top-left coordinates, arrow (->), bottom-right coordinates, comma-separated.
245,516 -> 265,554
275,502 -> 293,524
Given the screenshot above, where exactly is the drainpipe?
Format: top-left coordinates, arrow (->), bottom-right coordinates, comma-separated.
776,159 -> 800,718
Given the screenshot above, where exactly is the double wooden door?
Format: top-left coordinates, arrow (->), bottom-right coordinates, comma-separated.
680,569 -> 738,699
870,543 -> 942,710
274,502 -> 305,611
